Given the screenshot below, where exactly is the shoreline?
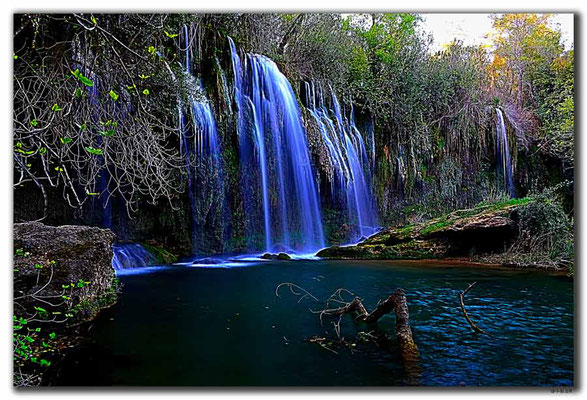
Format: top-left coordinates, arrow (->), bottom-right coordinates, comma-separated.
316,257 -> 572,276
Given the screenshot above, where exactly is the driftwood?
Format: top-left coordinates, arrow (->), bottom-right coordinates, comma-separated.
459,282 -> 488,335
277,284 -> 421,383
316,288 -> 419,360
386,289 -> 420,360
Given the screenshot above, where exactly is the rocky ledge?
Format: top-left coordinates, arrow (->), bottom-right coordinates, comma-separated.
317,198 -> 532,262
13,222 -> 118,386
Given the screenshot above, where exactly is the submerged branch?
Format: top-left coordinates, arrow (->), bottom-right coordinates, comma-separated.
459,282 -> 489,335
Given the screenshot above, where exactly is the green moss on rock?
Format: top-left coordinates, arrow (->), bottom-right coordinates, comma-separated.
142,242 -> 178,264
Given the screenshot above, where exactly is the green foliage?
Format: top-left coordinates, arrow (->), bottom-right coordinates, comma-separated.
490,14 -> 573,169
72,68 -> 94,86
141,242 -> 178,264
516,184 -> 573,265
84,146 -> 103,155
99,129 -> 115,137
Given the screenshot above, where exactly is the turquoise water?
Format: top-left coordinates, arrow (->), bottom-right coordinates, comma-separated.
54,260 -> 573,386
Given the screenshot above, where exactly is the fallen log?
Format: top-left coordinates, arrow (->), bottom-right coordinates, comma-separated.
315,288 -> 419,361
320,297 -> 369,321
364,293 -> 396,323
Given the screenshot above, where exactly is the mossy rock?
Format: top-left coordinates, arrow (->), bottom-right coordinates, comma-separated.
318,198 -> 535,261
141,242 -> 178,264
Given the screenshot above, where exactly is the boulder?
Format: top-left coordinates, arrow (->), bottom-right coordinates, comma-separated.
260,252 -> 292,260
13,222 -> 117,322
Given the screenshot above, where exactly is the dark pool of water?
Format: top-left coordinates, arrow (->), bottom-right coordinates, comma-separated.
53,260 -> 574,386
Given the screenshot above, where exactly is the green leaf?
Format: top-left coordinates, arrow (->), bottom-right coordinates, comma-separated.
139,74 -> 150,80
142,89 -> 150,95
71,68 -> 93,86
49,332 -> 56,340
78,75 -> 94,86
60,137 -> 72,144
51,104 -> 63,112
99,129 -> 115,137
29,119 -> 38,127
109,90 -> 119,101
164,30 -> 179,38
34,306 -> 47,314
84,146 -> 103,155
13,54 -> 18,60
80,123 -> 87,131
148,46 -> 156,54
91,16 -> 97,25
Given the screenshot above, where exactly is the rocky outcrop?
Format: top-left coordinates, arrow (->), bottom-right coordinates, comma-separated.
13,222 -> 117,323
317,199 -> 529,261
13,222 -> 119,386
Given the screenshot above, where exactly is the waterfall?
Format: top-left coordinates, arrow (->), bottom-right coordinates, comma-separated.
229,37 -> 325,253
181,26 -> 224,253
304,81 -> 378,240
112,243 -> 158,270
495,108 -> 515,198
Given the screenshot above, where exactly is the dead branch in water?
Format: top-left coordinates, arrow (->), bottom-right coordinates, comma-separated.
275,282 -> 320,303
459,282 -> 489,335
287,285 -> 420,360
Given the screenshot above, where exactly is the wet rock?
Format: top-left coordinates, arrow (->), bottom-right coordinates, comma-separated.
260,252 -> 292,260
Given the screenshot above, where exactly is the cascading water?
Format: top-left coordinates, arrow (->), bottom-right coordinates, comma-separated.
304,81 -> 378,240
229,37 -> 325,253
112,243 -> 158,270
495,108 -> 515,198
180,26 -> 225,253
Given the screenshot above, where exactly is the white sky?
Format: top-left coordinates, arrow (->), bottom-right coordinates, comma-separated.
420,13 -> 574,52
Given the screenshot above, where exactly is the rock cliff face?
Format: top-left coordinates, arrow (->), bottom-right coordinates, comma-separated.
317,199 -> 529,261
13,222 -> 117,322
